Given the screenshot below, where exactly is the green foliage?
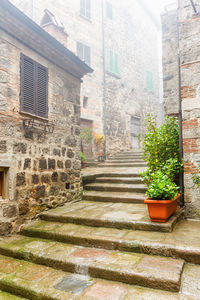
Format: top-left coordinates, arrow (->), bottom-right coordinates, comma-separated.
141,114 -> 182,200
146,170 -> 179,200
80,128 -> 93,144
80,152 -> 86,162
192,164 -> 200,188
142,115 -> 180,172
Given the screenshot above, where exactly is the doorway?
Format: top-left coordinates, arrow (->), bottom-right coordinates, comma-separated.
130,116 -> 140,148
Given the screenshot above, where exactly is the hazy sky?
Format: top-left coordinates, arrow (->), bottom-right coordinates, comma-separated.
146,0 -> 176,17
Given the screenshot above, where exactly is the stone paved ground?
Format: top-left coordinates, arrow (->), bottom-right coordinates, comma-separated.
0,151 -> 199,299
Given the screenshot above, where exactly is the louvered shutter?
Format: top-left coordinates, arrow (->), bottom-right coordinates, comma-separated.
20,55 -> 35,114
80,0 -> 85,16
84,45 -> 91,66
86,0 -> 91,19
36,64 -> 48,118
20,54 -> 48,118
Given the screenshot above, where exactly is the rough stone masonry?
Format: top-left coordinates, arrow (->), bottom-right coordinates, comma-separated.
0,0 -> 92,235
162,0 -> 200,219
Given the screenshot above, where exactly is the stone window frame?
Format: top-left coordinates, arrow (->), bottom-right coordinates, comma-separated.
20,54 -> 49,119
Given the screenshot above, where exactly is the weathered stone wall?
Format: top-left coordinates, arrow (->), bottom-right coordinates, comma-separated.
10,0 -> 161,158
0,30 -> 82,234
162,0 -> 200,219
162,9 -> 179,115
104,0 -> 160,156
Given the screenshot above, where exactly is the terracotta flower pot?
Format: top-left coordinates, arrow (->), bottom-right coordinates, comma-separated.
144,194 -> 180,223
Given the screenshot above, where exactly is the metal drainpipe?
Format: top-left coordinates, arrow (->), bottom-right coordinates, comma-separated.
177,1 -> 185,207
102,0 -> 107,159
189,0 -> 199,14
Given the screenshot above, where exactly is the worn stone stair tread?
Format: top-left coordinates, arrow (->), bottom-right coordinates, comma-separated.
84,182 -> 146,193
0,236 -> 184,292
106,160 -> 144,163
99,163 -> 147,168
0,291 -> 27,300
83,190 -> 145,203
0,255 -> 186,300
21,219 -> 200,264
39,200 -> 184,232
95,177 -> 143,184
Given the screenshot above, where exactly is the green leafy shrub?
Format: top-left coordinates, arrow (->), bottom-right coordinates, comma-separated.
80,152 -> 86,162
142,115 -> 180,172
146,171 -> 179,200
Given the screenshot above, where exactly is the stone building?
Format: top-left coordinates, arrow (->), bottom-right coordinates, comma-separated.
0,0 -> 92,234
10,0 -> 161,158
162,0 -> 200,218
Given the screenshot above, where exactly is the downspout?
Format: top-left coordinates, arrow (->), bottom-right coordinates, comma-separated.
102,0 -> 107,159
177,1 -> 184,207
189,0 -> 199,14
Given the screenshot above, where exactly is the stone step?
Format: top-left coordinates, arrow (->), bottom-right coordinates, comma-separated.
39,201 -> 184,232
96,172 -> 141,178
0,236 -> 184,292
111,155 -> 143,158
84,183 -> 146,193
0,255 -> 187,299
21,219 -> 200,265
107,159 -> 144,163
0,291 -> 27,300
98,162 -> 147,168
83,190 -> 145,203
95,177 -> 143,184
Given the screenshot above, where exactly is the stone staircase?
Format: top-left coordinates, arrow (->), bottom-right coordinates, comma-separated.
0,151 -> 199,299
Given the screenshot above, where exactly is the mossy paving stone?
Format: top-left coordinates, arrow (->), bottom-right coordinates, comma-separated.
0,236 -> 184,292
0,290 -> 27,299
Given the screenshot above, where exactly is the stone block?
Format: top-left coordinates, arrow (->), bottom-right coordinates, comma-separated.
65,136 -> 77,147
3,205 -> 17,218
32,175 -> 39,184
60,172 -> 68,182
36,185 -> 46,199
52,172 -> 58,182
24,128 -> 33,140
16,172 -> 26,186
65,160 -> 72,168
0,140 -> 7,153
41,174 -> 50,184
61,147 -> 66,156
0,95 -> 7,111
53,149 -> 61,156
39,159 -> 47,170
57,160 -> 64,168
48,158 -> 55,170
67,149 -> 74,158
24,158 -> 31,170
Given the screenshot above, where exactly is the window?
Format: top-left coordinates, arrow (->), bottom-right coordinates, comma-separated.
108,50 -> 119,76
77,42 -> 91,66
83,96 -> 88,108
146,70 -> 154,92
80,0 -> 91,20
106,2 -> 113,20
20,54 -> 48,118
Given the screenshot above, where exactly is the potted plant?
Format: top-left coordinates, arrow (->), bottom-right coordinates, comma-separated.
80,152 -> 87,168
144,170 -> 180,222
141,115 -> 182,222
95,134 -> 105,162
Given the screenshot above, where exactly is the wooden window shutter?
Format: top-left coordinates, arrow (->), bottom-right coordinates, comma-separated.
86,0 -> 91,19
20,54 -> 35,114
36,64 -> 48,118
80,0 -> 85,16
114,53 -> 119,75
77,42 -> 84,60
84,45 -> 91,66
20,54 -> 48,118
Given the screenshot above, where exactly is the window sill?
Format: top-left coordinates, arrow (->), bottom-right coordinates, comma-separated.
79,14 -> 92,23
19,111 -> 49,122
107,71 -> 120,79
